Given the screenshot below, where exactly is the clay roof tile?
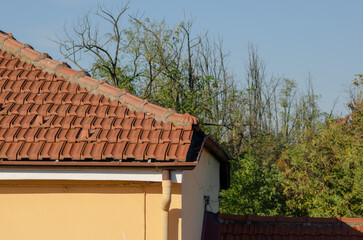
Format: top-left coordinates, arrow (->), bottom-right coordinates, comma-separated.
0,30 -> 211,166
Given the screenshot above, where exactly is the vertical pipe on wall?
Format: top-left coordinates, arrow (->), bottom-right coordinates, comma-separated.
161,170 -> 172,240
143,188 -> 147,240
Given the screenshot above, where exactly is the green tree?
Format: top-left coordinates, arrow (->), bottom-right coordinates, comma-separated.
220,133 -> 287,216
278,79 -> 363,217
55,4 -> 237,142
55,2 -> 363,217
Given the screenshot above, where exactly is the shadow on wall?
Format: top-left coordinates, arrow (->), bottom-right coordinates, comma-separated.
170,208 -> 181,239
202,211 -> 363,240
0,180 -> 164,194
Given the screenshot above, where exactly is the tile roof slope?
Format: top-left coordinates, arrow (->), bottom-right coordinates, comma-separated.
0,30 -> 205,166
210,213 -> 363,240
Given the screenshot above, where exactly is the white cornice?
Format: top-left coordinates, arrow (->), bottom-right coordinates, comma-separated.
0,168 -> 183,183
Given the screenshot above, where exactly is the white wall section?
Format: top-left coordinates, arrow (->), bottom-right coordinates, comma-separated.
182,148 -> 220,240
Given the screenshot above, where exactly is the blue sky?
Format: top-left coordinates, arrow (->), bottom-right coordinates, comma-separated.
2,0 -> 363,114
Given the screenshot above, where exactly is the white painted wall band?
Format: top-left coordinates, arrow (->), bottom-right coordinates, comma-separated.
0,168 -> 183,183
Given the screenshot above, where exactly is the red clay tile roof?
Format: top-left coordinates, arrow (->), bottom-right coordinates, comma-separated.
0,30 -> 208,167
202,212 -> 363,240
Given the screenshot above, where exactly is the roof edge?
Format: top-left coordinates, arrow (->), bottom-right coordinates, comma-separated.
204,135 -> 230,163
0,30 -> 199,127
218,213 -> 363,224
0,160 -> 197,169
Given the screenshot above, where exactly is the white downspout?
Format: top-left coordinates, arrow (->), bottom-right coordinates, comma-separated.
161,169 -> 172,240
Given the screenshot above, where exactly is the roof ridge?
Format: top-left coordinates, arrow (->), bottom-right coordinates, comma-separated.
0,30 -> 199,127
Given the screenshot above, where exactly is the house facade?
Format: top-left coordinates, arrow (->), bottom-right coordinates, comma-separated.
0,30 -> 229,240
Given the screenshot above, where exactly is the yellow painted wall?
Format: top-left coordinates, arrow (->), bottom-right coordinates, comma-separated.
0,180 -> 181,240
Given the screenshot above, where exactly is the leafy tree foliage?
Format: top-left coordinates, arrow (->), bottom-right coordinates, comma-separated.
56,4 -> 235,141
56,3 -> 363,217
278,78 -> 363,217
220,133 -> 287,216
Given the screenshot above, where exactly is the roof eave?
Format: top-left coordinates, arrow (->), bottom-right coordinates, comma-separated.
204,135 -> 231,163
0,160 -> 197,170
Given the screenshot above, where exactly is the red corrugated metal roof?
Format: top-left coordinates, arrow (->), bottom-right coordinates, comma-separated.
0,30 -> 208,166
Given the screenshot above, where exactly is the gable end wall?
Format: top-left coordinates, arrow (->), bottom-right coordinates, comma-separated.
182,148 -> 220,240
